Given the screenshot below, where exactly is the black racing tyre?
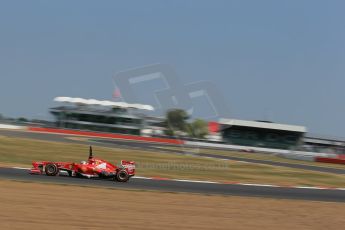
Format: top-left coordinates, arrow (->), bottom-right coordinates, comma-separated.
116,170 -> 129,182
45,163 -> 59,176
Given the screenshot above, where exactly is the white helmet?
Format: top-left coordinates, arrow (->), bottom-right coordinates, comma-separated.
81,161 -> 87,165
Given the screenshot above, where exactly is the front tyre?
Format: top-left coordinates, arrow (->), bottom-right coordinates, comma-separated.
115,170 -> 129,182
45,163 -> 59,176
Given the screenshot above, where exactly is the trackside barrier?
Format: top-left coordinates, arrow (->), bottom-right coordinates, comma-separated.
185,141 -> 291,153
337,154 -> 345,160
315,157 -> 345,165
279,154 -> 315,162
0,124 -> 25,130
185,141 -> 291,154
185,141 -> 339,162
278,152 -> 337,161
28,127 -> 184,145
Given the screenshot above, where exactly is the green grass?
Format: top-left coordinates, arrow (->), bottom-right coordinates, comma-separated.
1,135 -> 345,187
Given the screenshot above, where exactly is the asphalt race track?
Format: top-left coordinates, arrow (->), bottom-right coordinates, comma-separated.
1,167 -> 345,202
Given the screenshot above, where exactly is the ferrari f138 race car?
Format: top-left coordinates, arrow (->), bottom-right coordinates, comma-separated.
29,146 -> 135,182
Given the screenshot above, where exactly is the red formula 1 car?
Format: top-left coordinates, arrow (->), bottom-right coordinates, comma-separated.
29,146 -> 135,182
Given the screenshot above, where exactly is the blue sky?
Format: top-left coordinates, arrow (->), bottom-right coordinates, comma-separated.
0,0 -> 344,137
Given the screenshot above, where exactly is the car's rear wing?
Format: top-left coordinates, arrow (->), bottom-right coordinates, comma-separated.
121,160 -> 135,175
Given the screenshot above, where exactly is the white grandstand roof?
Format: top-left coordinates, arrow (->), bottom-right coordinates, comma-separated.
54,96 -> 154,111
219,118 -> 306,133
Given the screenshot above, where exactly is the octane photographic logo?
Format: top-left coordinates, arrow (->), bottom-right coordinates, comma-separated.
135,161 -> 230,171
113,63 -> 230,156
112,63 -> 230,120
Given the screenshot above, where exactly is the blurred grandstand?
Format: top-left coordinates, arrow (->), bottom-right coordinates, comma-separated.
216,119 -> 345,154
50,96 -> 160,136
218,119 -> 306,150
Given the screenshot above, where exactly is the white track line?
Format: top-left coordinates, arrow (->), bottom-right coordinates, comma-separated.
12,167 -> 31,170
294,186 -> 327,190
239,183 -> 279,187
132,176 -> 151,180
172,179 -> 219,184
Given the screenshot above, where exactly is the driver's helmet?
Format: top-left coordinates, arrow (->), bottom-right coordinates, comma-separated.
80,161 -> 87,165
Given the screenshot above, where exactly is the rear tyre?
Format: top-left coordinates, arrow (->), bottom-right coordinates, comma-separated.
45,163 -> 59,176
116,170 -> 129,182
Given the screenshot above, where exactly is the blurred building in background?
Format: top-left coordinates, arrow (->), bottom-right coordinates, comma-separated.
303,134 -> 345,154
50,97 -> 154,136
218,119 -> 306,150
